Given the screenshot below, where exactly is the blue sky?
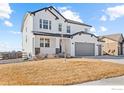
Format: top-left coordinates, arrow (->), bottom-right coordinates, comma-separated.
0,3 -> 124,52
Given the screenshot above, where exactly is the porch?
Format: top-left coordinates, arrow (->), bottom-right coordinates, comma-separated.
33,35 -> 71,57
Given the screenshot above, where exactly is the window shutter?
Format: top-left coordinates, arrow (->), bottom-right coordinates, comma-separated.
39,19 -> 42,28
49,21 -> 51,30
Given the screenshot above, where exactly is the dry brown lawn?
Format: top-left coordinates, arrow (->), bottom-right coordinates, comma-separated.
0,58 -> 124,85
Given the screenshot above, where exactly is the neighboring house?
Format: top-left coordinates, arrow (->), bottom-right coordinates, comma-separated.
0,53 -> 2,60
99,33 -> 124,56
0,51 -> 22,60
21,6 -> 100,58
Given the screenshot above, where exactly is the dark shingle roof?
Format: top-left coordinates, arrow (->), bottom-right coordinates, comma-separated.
30,6 -> 92,27
33,31 -> 98,38
67,19 -> 92,27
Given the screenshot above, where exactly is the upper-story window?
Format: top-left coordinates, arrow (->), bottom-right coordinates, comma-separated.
39,19 -> 42,28
39,19 -> 51,30
58,23 -> 62,32
84,28 -> 88,32
49,21 -> 51,30
43,20 -> 48,29
67,26 -> 71,33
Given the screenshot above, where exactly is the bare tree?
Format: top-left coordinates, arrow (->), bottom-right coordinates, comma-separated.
61,33 -> 66,62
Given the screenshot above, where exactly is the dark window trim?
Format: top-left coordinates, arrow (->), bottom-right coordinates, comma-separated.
40,38 -> 44,47
45,38 -> 50,47
43,20 -> 48,29
58,23 -> 62,32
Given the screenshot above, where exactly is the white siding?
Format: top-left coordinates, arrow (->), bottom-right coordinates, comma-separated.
33,9 -> 90,35
71,34 -> 99,56
22,14 -> 34,57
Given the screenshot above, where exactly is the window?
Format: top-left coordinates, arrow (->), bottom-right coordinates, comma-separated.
67,26 -> 70,33
43,20 -> 48,29
49,21 -> 51,30
40,38 -> 44,47
45,39 -> 50,47
39,19 -> 51,30
58,23 -> 62,32
39,19 -> 42,28
40,38 -> 50,47
84,28 -> 88,32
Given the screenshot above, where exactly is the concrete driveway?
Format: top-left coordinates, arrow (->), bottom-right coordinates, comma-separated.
77,56 -> 124,85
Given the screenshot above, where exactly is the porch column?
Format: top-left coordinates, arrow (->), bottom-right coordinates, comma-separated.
56,37 -> 59,48
32,36 -> 36,57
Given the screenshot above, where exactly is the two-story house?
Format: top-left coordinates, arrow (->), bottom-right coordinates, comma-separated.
21,6 -> 100,58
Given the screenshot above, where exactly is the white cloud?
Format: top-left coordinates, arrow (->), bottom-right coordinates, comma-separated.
58,6 -> 83,22
100,15 -> 107,21
90,27 -> 96,32
0,41 -> 21,52
100,26 -> 107,32
4,20 -> 13,27
58,6 -> 69,11
105,4 -> 124,21
0,41 -> 10,52
0,3 -> 13,19
10,31 -> 21,35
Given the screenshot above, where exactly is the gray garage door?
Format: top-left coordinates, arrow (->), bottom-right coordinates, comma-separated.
75,42 -> 95,56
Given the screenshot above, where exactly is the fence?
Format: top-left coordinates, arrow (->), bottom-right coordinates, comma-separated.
0,54 -> 2,60
0,51 -> 22,60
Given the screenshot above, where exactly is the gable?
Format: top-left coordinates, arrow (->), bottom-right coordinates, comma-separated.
31,6 -> 67,22
72,32 -> 98,43
100,34 -> 124,43
30,6 -> 92,27
102,38 -> 117,43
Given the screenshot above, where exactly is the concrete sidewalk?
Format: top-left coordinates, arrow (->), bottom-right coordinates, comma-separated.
76,76 -> 124,85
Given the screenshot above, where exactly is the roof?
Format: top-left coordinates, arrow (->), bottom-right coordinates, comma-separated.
72,31 -> 98,38
33,31 -> 98,38
99,33 -> 124,42
30,6 -> 92,27
33,31 -> 71,38
67,19 -> 92,27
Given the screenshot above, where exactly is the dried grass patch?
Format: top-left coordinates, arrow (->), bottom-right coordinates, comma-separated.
0,58 -> 124,85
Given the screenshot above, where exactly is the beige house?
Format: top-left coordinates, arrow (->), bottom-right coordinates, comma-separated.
99,33 -> 124,56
